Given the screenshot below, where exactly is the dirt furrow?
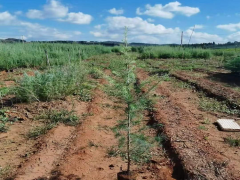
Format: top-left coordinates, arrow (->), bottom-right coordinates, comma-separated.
14,100 -> 89,180
172,71 -> 240,108
49,89 -> 126,180
137,69 -> 240,180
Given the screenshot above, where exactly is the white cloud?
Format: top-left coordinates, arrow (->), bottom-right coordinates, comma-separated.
136,2 -> 200,19
0,11 -> 78,41
26,0 -> 68,19
94,24 -> 105,29
73,31 -> 82,35
227,32 -> 240,41
189,25 -> 204,30
184,29 -> 223,43
90,16 -> 224,44
58,12 -> 93,24
18,21 -> 73,40
108,8 -> 124,15
15,11 -> 23,16
26,0 -> 92,25
106,16 -> 180,35
90,16 -> 181,44
147,18 -> 155,22
0,11 -> 17,25
217,23 -> 240,32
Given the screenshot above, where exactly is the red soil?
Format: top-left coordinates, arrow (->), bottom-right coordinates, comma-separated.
137,68 -> 240,180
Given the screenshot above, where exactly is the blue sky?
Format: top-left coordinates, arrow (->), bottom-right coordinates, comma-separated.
1,0 -> 240,44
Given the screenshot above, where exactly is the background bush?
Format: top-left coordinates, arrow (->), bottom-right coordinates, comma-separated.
225,57 -> 240,72
14,64 -> 87,102
138,46 -> 213,60
0,43 -> 112,70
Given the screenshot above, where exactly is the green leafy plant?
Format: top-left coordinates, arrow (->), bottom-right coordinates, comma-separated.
225,57 -> 240,72
28,110 -> 79,138
105,28 -> 160,176
224,137 -> 240,147
14,64 -> 87,102
27,123 -> 55,138
0,109 -> 10,132
0,43 -> 113,70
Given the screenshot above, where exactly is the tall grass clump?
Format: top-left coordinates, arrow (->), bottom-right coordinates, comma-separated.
0,43 -> 112,70
139,46 -> 212,60
14,64 -> 87,102
225,57 -> 240,73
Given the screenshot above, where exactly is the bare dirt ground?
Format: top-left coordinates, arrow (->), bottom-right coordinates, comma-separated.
1,56 -> 240,180
0,97 -> 89,179
1,71 -> 176,180
172,71 -> 240,107
137,68 -> 240,180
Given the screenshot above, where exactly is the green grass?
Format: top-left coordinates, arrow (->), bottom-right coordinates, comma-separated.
27,123 -> 55,138
224,137 -> 240,147
199,95 -> 240,115
28,110 -> 79,138
198,125 -> 208,130
139,46 -> 213,60
14,64 -> 87,102
39,109 -> 80,126
225,57 -> 240,72
0,43 -> 113,70
0,109 -> 17,133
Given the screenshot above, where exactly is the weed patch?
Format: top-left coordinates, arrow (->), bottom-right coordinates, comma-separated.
224,137 -> 240,147
28,110 -> 79,138
14,64 -> 87,102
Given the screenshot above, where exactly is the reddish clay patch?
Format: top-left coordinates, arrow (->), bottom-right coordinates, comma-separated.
137,68 -> 240,179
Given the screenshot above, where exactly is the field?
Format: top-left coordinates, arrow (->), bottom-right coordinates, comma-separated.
0,42 -> 240,180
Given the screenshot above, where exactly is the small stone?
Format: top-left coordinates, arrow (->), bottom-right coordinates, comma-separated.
109,164 -> 114,170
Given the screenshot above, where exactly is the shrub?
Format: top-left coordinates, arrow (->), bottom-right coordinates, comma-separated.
14,64 -> 87,102
0,43 -> 112,70
213,51 -> 224,56
112,46 -> 122,53
139,46 -> 212,60
225,57 -> 240,72
131,47 -> 138,52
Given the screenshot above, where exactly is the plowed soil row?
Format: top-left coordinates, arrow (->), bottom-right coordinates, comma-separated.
137,68 -> 240,180
171,71 -> 240,108
4,75 -> 177,180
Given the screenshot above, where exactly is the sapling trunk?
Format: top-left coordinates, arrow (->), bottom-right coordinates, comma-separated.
127,107 -> 131,173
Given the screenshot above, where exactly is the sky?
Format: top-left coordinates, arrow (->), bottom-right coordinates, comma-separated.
1,0 -> 240,44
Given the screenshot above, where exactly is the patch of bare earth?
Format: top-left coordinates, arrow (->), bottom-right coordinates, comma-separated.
44,76 -> 176,180
0,97 -> 88,180
172,71 -> 240,107
137,68 -> 240,180
14,99 -> 89,180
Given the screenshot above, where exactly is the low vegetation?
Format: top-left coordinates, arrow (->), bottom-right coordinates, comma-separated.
28,110 -> 79,138
225,57 -> 240,72
224,137 -> 240,147
0,43 -> 113,70
139,46 -> 213,60
14,64 -> 87,102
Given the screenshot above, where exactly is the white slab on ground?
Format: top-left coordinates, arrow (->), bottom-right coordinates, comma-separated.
217,119 -> 240,132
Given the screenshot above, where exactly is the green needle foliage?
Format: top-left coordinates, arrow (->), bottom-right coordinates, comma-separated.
14,63 -> 87,102
105,27 -> 159,174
